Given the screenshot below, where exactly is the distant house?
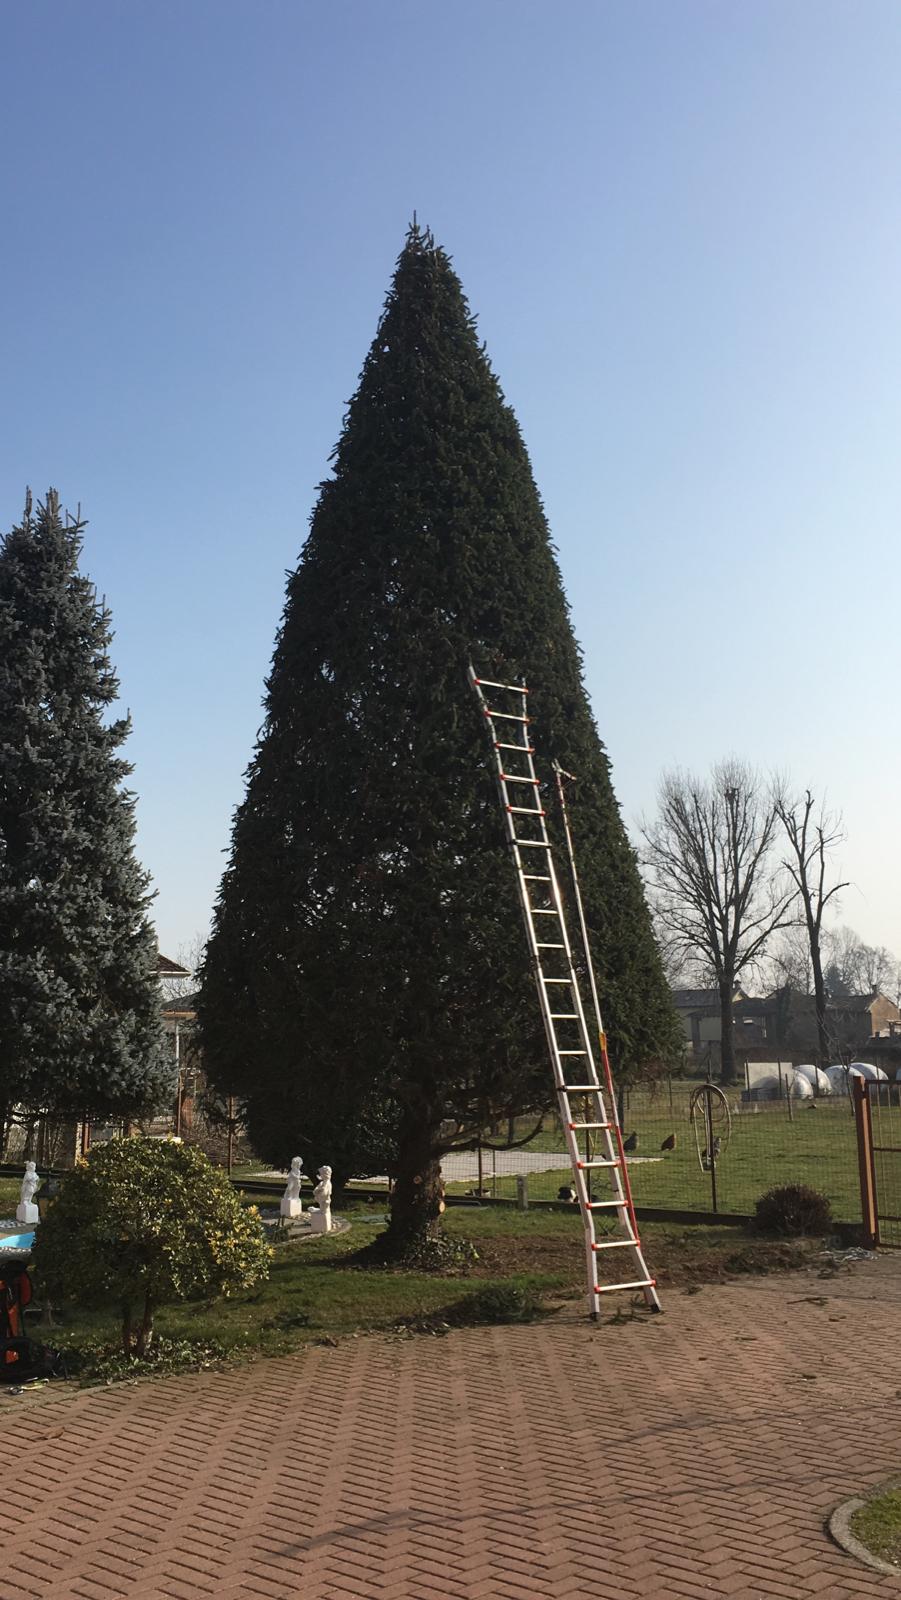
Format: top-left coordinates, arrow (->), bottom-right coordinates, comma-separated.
672,982 -> 901,1063
670,987 -> 750,1055
159,990 -> 200,1134
761,987 -> 901,1054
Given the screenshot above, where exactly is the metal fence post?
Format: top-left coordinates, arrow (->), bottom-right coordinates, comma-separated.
853,1077 -> 879,1248
516,1174 -> 528,1211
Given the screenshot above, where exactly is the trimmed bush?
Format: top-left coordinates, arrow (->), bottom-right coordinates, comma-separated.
34,1138 -> 271,1356
753,1183 -> 833,1237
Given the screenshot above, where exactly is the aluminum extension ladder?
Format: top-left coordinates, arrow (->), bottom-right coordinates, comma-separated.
468,666 -> 661,1317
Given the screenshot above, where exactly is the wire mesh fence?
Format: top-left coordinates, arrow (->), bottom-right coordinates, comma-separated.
448,1072 -> 864,1224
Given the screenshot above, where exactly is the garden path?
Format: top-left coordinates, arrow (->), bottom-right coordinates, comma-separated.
1,1254 -> 899,1598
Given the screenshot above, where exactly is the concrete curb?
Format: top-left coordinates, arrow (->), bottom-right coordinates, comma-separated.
828,1475 -> 901,1580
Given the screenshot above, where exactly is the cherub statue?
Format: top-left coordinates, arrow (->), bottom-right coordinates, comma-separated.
280,1155 -> 304,1218
310,1165 -> 333,1234
17,1161 -> 41,1224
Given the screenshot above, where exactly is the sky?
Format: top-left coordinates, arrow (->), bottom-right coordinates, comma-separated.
2,1 -> 900,963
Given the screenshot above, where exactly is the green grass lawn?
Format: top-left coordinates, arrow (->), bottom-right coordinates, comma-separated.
850,1488 -> 901,1569
1,1093 -> 861,1388
32,1204 -> 576,1372
467,1090 -> 863,1223
21,1199 -> 823,1383
242,1080 -> 865,1226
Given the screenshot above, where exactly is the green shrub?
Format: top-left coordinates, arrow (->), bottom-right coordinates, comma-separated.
449,1283 -> 547,1324
34,1138 -> 271,1356
753,1183 -> 833,1237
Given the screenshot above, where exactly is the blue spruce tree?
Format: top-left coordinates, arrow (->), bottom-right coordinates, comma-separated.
0,491 -> 169,1145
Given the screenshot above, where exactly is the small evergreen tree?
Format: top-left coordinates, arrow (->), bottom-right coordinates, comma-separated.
199,227 -> 679,1253
0,491 -> 169,1135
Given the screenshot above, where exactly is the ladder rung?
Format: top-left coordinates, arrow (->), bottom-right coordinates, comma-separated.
542,977 -> 572,984
569,1119 -> 606,1128
576,1160 -> 617,1169
474,678 -> 528,693
592,1239 -> 637,1251
556,1049 -> 587,1055
500,773 -> 539,785
513,839 -> 551,849
594,1280 -> 656,1295
550,1013 -> 579,1020
522,874 -> 551,881
536,941 -> 565,949
558,1082 -> 601,1091
486,709 -> 529,723
531,908 -> 558,916
495,741 -> 534,752
507,804 -> 545,815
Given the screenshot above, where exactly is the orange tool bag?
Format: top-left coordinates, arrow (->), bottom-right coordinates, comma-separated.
0,1261 -> 44,1381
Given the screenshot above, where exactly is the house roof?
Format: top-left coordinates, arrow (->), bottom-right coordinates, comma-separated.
161,991 -> 199,1018
670,987 -> 746,1010
671,988 -> 720,1009
833,993 -> 883,1010
156,953 -> 191,977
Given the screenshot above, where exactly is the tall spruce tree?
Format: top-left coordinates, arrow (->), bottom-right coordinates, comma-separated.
199,226 -> 678,1250
0,491 -> 168,1140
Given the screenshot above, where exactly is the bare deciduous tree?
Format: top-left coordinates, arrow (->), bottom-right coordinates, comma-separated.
764,924 -> 814,994
775,788 -> 847,1060
641,760 -> 798,1083
824,925 -> 899,1002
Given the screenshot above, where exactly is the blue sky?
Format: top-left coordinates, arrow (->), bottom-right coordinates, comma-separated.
2,1 -> 899,960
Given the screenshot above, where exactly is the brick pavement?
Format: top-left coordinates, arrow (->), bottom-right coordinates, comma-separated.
1,1255 -> 899,1599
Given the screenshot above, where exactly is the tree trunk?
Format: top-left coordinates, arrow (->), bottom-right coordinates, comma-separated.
811,945 -> 830,1062
383,1111 -> 443,1256
136,1293 -> 154,1357
122,1301 -> 134,1357
0,1102 -> 11,1162
719,985 -> 737,1084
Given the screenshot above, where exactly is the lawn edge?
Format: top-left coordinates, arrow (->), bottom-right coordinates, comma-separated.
828,1475 -> 901,1580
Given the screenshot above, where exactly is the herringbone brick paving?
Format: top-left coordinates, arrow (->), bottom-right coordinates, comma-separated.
1,1256 -> 899,1599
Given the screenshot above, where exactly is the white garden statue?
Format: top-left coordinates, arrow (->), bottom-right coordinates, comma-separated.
309,1165 -> 333,1234
17,1161 -> 41,1225
280,1156 -> 304,1219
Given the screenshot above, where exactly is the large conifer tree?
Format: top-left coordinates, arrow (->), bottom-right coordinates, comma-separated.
0,491 -> 168,1138
200,227 -> 678,1249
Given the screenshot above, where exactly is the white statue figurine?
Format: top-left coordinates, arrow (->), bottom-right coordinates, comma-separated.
280,1156 -> 304,1219
310,1165 -> 333,1234
17,1162 -> 41,1225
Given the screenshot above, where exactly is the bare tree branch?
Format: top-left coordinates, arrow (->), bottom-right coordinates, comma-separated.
774,786 -> 847,1057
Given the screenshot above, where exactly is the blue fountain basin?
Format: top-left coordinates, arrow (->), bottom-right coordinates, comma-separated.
0,1232 -> 36,1254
